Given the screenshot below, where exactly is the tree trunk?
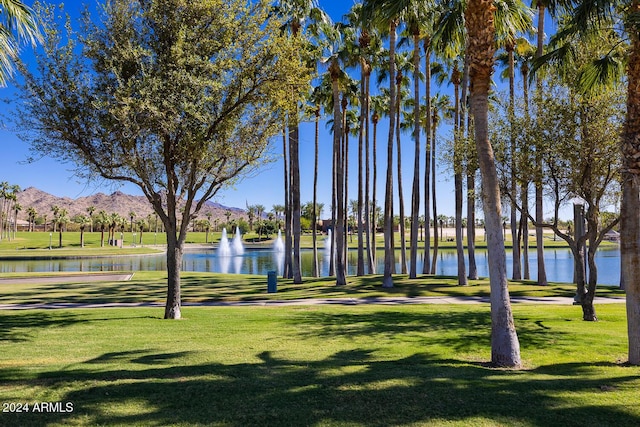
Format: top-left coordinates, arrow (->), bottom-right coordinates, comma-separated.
312,108 -> 319,277
410,32 -> 421,279
357,70 -> 365,277
423,40 -> 432,275
467,171 -> 478,279
330,59 -> 346,286
534,2 -> 548,287
467,0 -> 520,368
431,120 -> 439,274
521,185 -> 530,279
622,13 -> 640,363
383,20 -> 397,288
452,63 -> 467,286
290,120 -> 302,284
282,125 -> 292,279
164,226 -> 183,319
364,69 -> 374,274
371,113 -> 378,274
396,72 -> 408,275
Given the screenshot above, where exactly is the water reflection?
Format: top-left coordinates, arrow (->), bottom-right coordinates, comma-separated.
0,247 -> 621,286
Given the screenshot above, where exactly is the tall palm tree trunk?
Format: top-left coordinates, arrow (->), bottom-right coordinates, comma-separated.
290,120 -> 302,284
371,112 -> 379,273
396,71 -> 408,275
312,107 -> 320,277
357,71 -> 366,276
383,20 -> 397,288
467,0 -> 521,368
410,31 -> 421,279
282,125 -> 293,279
430,113 -> 439,274
330,59 -> 347,286
507,42 -> 522,280
534,2 -> 548,286
364,66 -> 374,274
452,63 -> 468,286
622,6 -> 640,365
423,39 -> 432,275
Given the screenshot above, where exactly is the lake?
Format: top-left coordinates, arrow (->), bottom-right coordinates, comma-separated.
0,246 -> 621,286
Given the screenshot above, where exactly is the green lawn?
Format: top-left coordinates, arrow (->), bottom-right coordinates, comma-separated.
0,303 -> 637,427
0,230 -> 588,256
0,271 -> 626,306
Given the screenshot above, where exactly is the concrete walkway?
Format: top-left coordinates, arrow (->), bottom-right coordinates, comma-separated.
0,296 -> 625,310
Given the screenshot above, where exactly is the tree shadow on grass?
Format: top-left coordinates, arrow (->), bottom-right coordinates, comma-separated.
4,349 -> 638,427
0,311 -> 158,343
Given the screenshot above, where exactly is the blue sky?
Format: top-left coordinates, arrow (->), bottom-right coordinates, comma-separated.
0,1 -> 555,221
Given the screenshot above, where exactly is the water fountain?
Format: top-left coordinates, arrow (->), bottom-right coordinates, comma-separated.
323,229 -> 332,256
218,228 -> 231,257
232,227 -> 245,256
274,229 -> 285,252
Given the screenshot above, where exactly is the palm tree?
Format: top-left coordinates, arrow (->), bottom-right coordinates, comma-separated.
363,0 -> 399,288
0,0 -> 40,86
96,210 -> 108,247
56,208 -> 69,248
429,93 -> 453,274
27,206 -> 36,232
51,205 -> 60,233
466,0 -> 521,368
451,60 -> 468,286
86,205 -> 96,233
12,202 -> 21,238
369,93 -> 389,273
75,214 -> 91,247
273,0 -> 328,285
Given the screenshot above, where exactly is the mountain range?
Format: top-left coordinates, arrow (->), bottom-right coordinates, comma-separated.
15,187 -> 247,223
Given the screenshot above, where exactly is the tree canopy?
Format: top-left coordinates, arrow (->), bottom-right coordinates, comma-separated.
14,0 -> 312,318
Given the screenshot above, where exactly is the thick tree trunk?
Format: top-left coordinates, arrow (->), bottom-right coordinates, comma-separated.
164,228 -> 182,319
290,122 -> 302,284
622,14 -> 640,364
467,0 -> 520,368
330,60 -> 346,286
282,125 -> 292,279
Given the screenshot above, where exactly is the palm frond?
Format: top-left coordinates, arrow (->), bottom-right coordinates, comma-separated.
577,53 -> 625,95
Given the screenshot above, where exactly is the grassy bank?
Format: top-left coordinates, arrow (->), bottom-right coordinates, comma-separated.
0,230 -> 591,257
0,303 -> 636,426
0,271 -> 626,306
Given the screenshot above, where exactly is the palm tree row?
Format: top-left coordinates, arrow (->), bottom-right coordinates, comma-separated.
275,0 -> 640,367
0,182 -> 22,241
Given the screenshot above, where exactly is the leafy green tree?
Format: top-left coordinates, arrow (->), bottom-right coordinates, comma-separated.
15,0 -> 310,319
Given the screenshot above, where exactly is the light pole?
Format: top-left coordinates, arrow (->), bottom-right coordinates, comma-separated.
49,232 -> 52,250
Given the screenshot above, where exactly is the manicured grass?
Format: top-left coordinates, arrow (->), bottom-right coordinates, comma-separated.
0,304 -> 637,426
0,271 -> 626,306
